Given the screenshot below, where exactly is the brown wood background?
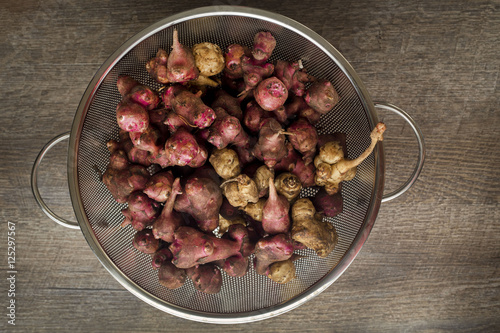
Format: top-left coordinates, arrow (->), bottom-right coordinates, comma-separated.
1,0 -> 499,331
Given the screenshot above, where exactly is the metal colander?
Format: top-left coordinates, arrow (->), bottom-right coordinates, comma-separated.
32,6 -> 425,324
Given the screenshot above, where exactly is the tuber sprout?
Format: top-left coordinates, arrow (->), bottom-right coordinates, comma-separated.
152,178 -> 184,243
315,122 -> 386,195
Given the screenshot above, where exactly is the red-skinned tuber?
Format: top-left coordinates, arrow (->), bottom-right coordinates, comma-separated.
186,263 -> 223,294
152,178 -> 184,243
121,191 -> 161,231
133,229 -> 161,254
261,177 -> 291,235
166,29 -> 199,83
254,233 -> 294,275
174,174 -> 222,233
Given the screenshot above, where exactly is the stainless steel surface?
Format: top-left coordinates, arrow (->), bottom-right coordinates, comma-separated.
31,132 -> 80,229
59,5 -> 422,324
374,103 -> 426,203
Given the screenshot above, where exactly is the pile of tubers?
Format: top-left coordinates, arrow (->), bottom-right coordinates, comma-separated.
103,29 -> 386,293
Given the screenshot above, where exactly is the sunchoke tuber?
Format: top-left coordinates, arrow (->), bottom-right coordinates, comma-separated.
209,148 -> 241,180
291,198 -> 337,257
152,178 -> 183,243
261,177 -> 291,235
274,172 -> 302,203
315,122 -> 386,194
254,233 -> 294,275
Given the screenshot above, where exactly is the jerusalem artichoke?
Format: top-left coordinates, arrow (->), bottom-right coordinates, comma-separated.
315,122 -> 386,194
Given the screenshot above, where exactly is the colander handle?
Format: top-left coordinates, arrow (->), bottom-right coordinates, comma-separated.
31,132 -> 80,229
374,102 -> 426,203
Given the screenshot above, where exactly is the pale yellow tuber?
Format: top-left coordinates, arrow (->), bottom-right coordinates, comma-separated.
192,42 -> 225,77
209,148 -> 241,180
274,172 -> 302,202
240,198 -> 266,222
291,198 -> 337,258
221,174 -> 259,208
252,165 -> 274,198
267,259 -> 296,284
314,122 -> 386,195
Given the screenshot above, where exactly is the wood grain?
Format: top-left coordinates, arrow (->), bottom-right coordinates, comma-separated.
1,0 -> 499,332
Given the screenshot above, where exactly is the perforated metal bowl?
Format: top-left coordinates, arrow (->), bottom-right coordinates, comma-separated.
31,6 -> 425,324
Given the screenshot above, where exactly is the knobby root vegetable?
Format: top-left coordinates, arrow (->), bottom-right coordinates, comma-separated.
254,76 -> 288,112
287,117 -> 319,165
291,198 -> 338,257
240,198 -> 266,222
274,60 -> 315,97
155,127 -> 208,168
209,148 -> 241,180
261,177 -> 291,235
186,263 -> 222,294
273,142 -> 299,173
252,165 -> 274,198
219,197 -> 242,221
239,56 -> 274,98
224,44 -> 250,79
254,233 -> 294,275
116,99 -> 149,133
221,174 -> 259,208
312,188 -> 343,218
102,149 -> 150,203
148,108 -> 170,137
304,79 -> 340,115
224,224 -> 256,257
117,75 -> 140,96
274,172 -> 302,203
146,49 -> 169,84
216,254 -> 249,277
128,84 -> 160,111
143,170 -> 174,202
133,229 -> 161,254
252,118 -> 289,169
166,29 -> 199,83
110,131 -> 152,167
234,136 -> 257,166
174,175 -> 222,233
267,259 -> 296,284
152,248 -> 173,270
121,191 -> 162,230
207,107 -> 248,149
163,110 -> 192,134
315,122 -> 386,194
169,225 -> 249,268
218,214 -> 246,235
158,261 -> 187,289
291,158 -> 316,188
128,125 -> 162,156
152,178 -> 183,243
162,86 -> 216,129
285,95 -> 322,125
192,42 -> 225,77
317,132 -> 347,156
271,105 -> 288,125
251,31 -> 276,64
243,100 -> 272,133
211,89 -> 243,120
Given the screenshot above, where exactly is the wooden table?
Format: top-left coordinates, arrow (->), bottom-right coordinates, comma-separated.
1,0 -> 499,331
